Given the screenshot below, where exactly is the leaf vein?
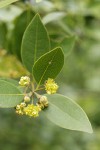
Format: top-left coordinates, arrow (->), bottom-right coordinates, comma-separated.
37,49 -> 59,86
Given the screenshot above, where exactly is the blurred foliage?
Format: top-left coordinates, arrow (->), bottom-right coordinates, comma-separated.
0,50 -> 28,78
8,9 -> 35,60
0,0 -> 100,149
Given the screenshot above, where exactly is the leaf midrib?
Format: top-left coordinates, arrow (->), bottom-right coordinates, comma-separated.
37,49 -> 58,86
0,94 -> 24,96
34,16 -> 38,63
49,102 -> 85,125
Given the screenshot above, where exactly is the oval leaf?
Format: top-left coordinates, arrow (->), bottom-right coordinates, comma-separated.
21,13 -> 50,73
44,94 -> 93,133
0,80 -> 24,108
32,47 -> 64,85
0,0 -> 18,8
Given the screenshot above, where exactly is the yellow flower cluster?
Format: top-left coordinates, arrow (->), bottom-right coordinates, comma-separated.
19,76 -> 30,86
45,78 -> 58,94
16,103 -> 41,117
16,102 -> 26,115
24,104 -> 41,117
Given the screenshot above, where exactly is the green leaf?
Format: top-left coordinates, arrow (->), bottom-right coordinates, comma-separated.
60,36 -> 76,56
0,22 -> 7,49
44,94 -> 93,133
21,13 -> 50,73
0,0 -> 18,8
11,10 -> 35,60
0,80 -> 24,108
32,47 -> 64,85
0,78 -> 18,86
0,78 -> 23,92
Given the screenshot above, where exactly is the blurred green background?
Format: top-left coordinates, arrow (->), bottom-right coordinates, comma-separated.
0,0 -> 100,149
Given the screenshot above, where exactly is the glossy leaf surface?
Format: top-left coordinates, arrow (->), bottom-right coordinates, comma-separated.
21,14 -> 50,72
33,47 -> 64,85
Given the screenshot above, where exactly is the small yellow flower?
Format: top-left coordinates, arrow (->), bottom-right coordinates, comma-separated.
16,105 -> 23,115
16,104 -> 21,110
45,78 -> 58,94
20,102 -> 26,107
16,102 -> 26,115
24,104 -> 41,117
19,76 -> 30,86
16,110 -> 24,115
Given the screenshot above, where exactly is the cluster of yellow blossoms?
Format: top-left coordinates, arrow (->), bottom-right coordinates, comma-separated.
19,76 -> 30,86
16,102 -> 41,117
44,78 -> 59,94
16,77 -> 58,118
24,104 -> 41,117
16,102 -> 26,115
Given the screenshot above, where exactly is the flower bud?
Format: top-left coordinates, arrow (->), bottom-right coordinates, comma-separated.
39,96 -> 49,109
20,102 -> 26,107
24,96 -> 30,102
16,104 -> 21,110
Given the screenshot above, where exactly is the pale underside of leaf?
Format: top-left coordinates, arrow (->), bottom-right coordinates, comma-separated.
0,80 -> 24,108
44,94 -> 93,133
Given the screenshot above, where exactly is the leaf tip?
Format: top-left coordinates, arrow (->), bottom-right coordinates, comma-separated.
34,13 -> 41,19
84,122 -> 93,134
